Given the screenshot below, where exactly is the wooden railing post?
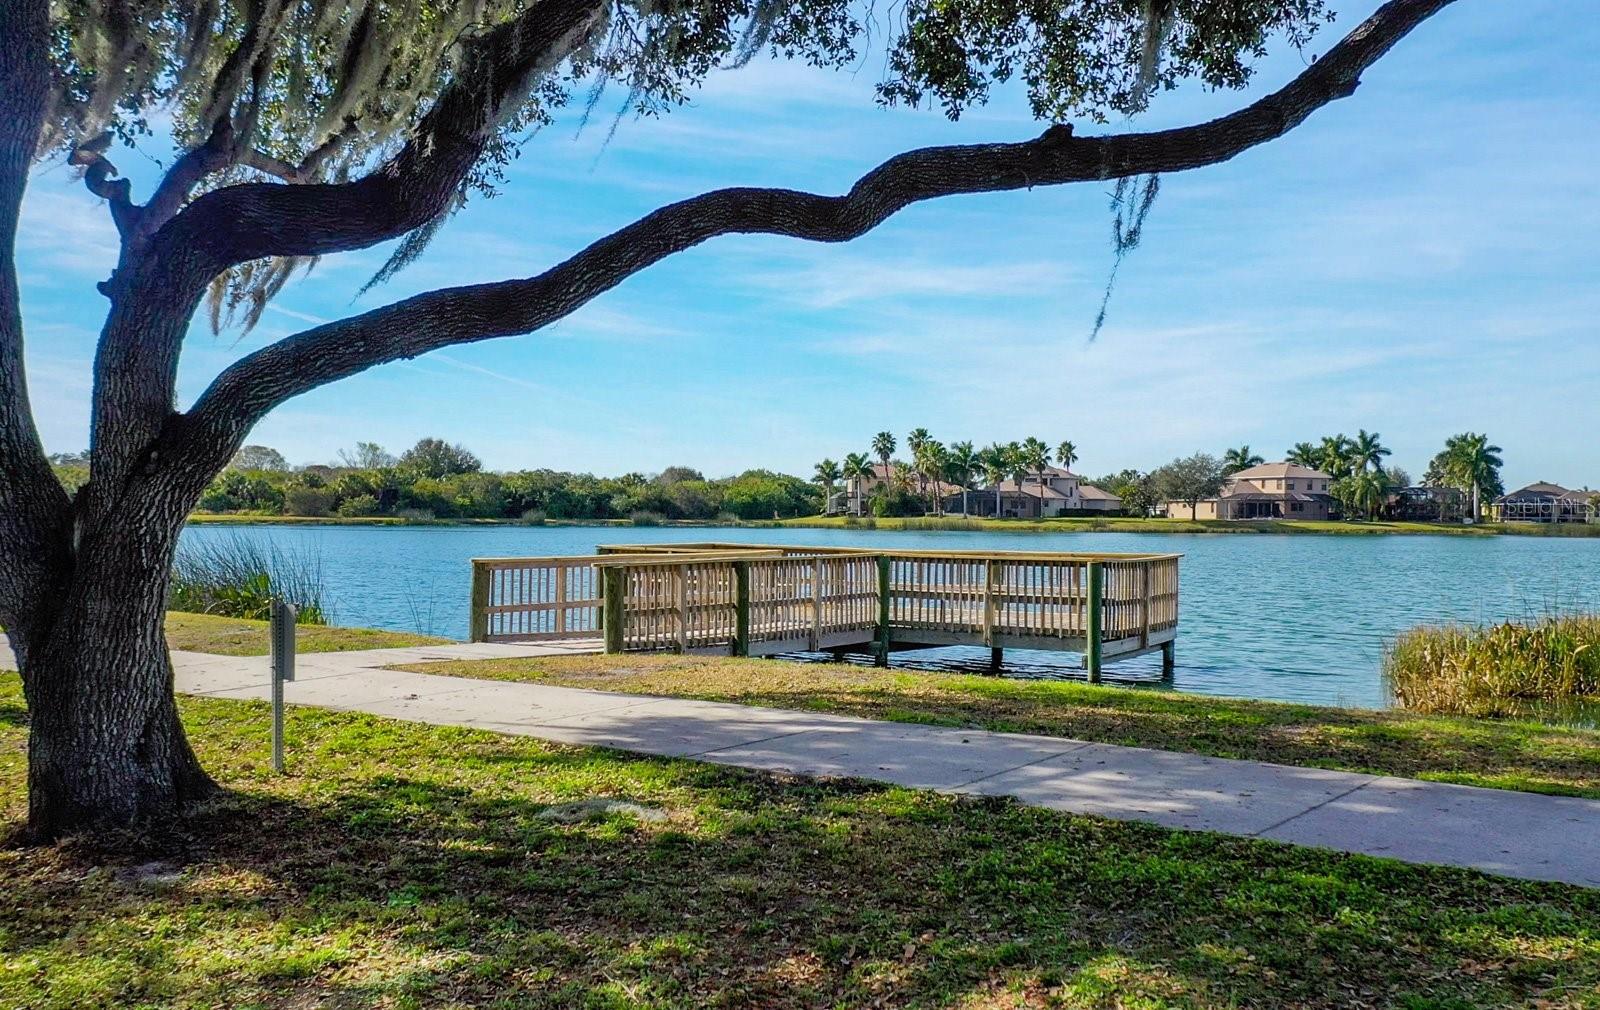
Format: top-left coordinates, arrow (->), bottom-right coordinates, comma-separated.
1085,560 -> 1103,683
982,559 -> 998,647
554,561 -> 569,637
875,555 -> 891,667
469,562 -> 491,643
809,559 -> 823,650
675,566 -> 689,653
603,566 -> 626,654
1139,561 -> 1151,649
733,560 -> 750,656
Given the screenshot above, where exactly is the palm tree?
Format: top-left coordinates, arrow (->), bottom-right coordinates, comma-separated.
870,431 -> 896,484
891,461 -> 913,493
948,441 -> 979,516
841,452 -> 872,515
1445,432 -> 1503,522
1336,469 -> 1389,520
1221,445 -> 1264,474
1055,440 -> 1078,472
1319,434 -> 1357,479
920,440 -> 949,515
980,443 -> 1011,517
1019,436 -> 1051,517
905,428 -> 931,501
813,459 -> 840,510
1351,429 -> 1391,474
1286,441 -> 1320,469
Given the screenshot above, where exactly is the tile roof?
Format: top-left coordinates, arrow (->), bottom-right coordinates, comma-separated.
1228,461 -> 1333,481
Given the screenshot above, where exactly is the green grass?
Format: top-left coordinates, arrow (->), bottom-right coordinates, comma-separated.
400,653 -> 1600,799
163,612 -> 451,656
2,674 -> 1597,1009
1385,616 -> 1600,718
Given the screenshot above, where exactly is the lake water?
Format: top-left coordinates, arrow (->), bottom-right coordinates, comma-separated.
179,524 -> 1600,709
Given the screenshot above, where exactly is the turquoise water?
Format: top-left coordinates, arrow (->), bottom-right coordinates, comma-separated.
179,525 -> 1600,709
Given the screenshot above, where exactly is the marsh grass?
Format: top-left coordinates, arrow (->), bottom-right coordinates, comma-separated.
170,534 -> 328,624
1385,615 -> 1600,717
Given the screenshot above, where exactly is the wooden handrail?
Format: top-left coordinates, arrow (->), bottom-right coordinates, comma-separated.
474,546 -> 1180,673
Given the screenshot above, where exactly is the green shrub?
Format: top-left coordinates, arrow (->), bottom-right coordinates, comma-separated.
1384,615 -> 1600,717
283,484 -> 337,517
629,510 -> 665,526
519,509 -> 547,526
170,535 -> 327,624
336,493 -> 381,517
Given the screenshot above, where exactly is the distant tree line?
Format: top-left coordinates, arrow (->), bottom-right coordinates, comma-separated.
46,429 -> 1510,525
51,439 -> 820,522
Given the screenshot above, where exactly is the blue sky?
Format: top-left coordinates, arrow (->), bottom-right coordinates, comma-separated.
17,1 -> 1600,486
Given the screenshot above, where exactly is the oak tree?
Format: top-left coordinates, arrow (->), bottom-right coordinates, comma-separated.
0,0 -> 1457,837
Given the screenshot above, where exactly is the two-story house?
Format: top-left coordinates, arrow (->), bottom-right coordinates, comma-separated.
951,466 -> 1122,518
1166,461 -> 1336,520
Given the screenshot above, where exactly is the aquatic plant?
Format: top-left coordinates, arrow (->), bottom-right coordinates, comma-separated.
1384,615 -> 1600,717
170,535 -> 328,625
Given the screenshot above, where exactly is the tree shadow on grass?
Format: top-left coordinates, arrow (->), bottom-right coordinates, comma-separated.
3,726 -> 1599,1009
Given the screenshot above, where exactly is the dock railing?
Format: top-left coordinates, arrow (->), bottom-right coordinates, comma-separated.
471,543 -> 1179,678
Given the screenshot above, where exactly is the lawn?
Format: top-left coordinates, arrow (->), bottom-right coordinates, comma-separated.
1,675 -> 1597,1009
164,612 -> 451,656
400,653 -> 1600,799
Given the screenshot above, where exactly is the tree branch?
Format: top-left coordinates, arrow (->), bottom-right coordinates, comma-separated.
158,0 -> 606,273
83,0 -> 605,492
184,0 -> 1456,462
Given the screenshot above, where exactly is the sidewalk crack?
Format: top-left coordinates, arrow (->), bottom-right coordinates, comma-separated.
1249,779 -> 1374,837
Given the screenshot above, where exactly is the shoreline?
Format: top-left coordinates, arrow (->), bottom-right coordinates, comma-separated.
184,513 -> 1600,537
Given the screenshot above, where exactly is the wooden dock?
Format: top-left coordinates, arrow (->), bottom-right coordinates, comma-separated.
469,543 -> 1179,680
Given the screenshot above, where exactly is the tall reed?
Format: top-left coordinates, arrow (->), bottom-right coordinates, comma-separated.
170,534 -> 328,625
1383,614 -> 1600,717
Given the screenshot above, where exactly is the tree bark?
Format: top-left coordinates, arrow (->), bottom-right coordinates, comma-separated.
17,502 -> 214,840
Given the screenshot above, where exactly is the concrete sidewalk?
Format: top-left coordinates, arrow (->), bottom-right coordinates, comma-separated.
5,639 -> 1599,887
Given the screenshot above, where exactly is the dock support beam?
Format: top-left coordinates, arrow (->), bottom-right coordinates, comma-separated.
989,647 -> 1003,675
732,560 -> 750,657
1085,561 -> 1103,683
1161,640 -> 1175,681
602,567 -> 625,654
875,555 -> 891,667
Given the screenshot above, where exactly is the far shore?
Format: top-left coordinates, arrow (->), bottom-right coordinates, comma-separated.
183,512 -> 1600,537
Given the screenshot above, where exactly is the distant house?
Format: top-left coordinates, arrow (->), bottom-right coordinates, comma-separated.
948,466 -> 1122,518
1166,462 -> 1336,521
832,462 -> 962,516
1491,482 -> 1597,523
1388,485 -> 1467,522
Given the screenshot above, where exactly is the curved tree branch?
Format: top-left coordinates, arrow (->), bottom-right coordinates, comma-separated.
157,0 -> 606,275
86,0 -> 605,496
183,0 -> 1456,467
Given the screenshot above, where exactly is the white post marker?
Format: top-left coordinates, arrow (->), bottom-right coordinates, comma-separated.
269,598 -> 297,774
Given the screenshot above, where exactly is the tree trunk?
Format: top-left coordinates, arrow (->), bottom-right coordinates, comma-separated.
17,511 -> 215,839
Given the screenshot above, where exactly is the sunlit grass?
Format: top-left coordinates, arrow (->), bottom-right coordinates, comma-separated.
164,612 -> 450,656
2,674 -> 1597,1009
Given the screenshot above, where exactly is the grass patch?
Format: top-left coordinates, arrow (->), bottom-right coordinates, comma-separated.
401,653 -> 1600,799
164,612 -> 450,656
1386,616 -> 1600,718
2,673 -> 1597,1009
